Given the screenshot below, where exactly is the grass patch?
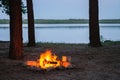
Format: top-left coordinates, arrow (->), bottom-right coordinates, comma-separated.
102,40 -> 120,45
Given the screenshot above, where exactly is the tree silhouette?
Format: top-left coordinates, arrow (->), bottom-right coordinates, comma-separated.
89,0 -> 102,47
26,0 -> 36,46
9,0 -> 23,59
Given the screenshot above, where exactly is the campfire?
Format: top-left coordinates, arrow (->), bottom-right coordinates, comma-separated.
25,50 -> 71,70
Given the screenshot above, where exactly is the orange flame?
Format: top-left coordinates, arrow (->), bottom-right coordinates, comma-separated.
26,50 -> 71,69
38,50 -> 61,69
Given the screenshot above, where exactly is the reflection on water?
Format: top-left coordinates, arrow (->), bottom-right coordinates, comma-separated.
0,24 -> 120,43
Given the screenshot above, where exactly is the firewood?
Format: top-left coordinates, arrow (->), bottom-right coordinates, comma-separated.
49,61 -> 57,64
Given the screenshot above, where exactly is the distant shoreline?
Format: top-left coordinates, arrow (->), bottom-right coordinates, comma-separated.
0,19 -> 120,24
0,24 -> 120,28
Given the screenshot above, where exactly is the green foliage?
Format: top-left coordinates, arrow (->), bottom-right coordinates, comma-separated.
102,40 -> 120,45
23,19 -> 89,24
99,19 -> 120,24
21,1 -> 27,14
0,0 -> 26,15
0,0 -> 9,14
0,19 -> 9,24
0,19 -> 120,24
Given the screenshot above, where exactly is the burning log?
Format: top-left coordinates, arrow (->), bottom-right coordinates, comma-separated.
48,61 -> 57,64
25,50 -> 72,70
25,61 -> 37,67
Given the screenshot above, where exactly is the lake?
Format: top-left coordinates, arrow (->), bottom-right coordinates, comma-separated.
0,24 -> 120,43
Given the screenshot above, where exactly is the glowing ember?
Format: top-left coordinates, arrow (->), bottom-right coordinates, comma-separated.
26,50 -> 71,69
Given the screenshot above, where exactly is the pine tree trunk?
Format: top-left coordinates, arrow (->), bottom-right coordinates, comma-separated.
89,0 -> 102,47
26,0 -> 35,46
9,0 -> 23,59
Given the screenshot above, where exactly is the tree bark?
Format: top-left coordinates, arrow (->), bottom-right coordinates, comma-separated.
9,0 -> 23,59
89,0 -> 102,47
26,0 -> 35,46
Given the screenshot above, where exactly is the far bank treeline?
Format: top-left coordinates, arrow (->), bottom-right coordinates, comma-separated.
0,19 -> 120,24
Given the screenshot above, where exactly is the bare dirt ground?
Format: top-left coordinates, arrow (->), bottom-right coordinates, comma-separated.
0,41 -> 120,80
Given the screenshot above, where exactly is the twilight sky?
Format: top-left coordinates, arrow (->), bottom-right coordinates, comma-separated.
0,0 -> 120,19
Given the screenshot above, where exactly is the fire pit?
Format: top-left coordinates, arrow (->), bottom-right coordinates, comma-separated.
25,50 -> 72,71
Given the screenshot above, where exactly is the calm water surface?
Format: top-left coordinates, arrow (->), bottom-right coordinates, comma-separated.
0,24 -> 120,43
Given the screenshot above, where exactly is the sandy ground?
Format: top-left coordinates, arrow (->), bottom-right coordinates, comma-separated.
0,41 -> 120,80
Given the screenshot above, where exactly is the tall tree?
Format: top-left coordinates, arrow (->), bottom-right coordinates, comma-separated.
26,0 -> 36,46
89,0 -> 101,47
9,0 -> 23,59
